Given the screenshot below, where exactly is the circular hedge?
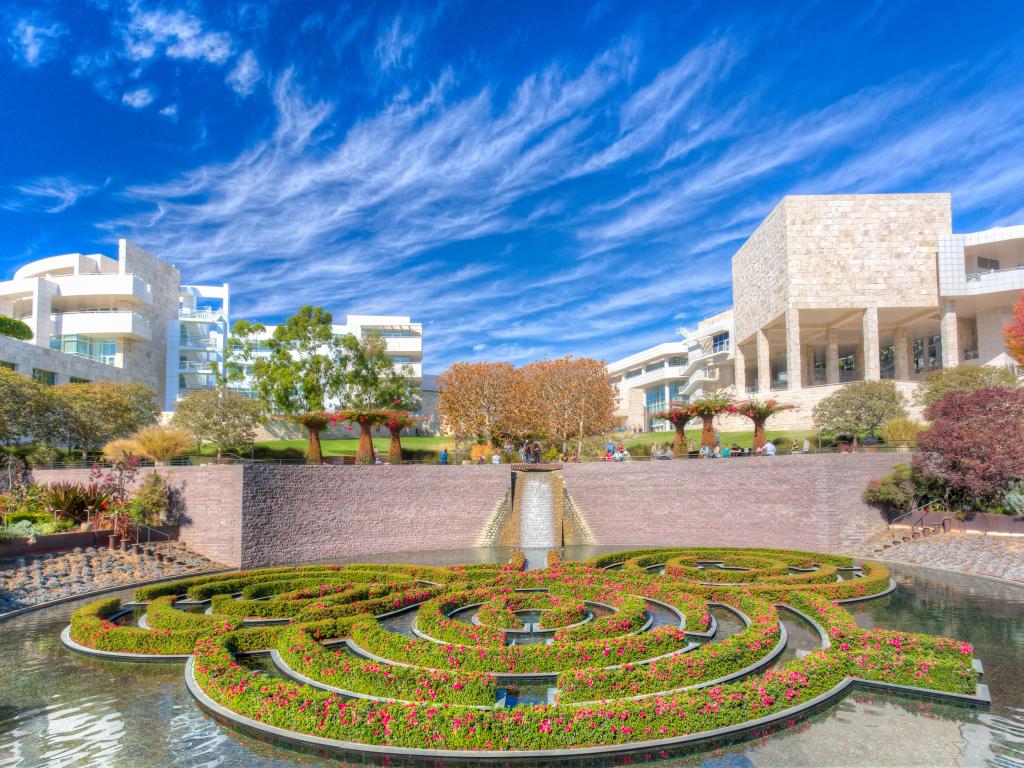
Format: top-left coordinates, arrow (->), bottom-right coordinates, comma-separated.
64,548 -> 984,756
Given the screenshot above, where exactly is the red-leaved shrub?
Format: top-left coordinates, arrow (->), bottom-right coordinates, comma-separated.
915,386 -> 1024,504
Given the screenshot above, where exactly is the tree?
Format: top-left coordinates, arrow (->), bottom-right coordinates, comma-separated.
0,368 -> 55,447
437,362 -> 531,444
215,319 -> 266,388
53,381 -> 157,458
1005,291 -> 1024,366
918,364 -> 1018,407
652,392 -> 735,454
812,380 -> 907,437
250,306 -> 347,464
915,387 -> 1024,505
0,315 -> 32,340
523,357 -> 614,456
173,389 -> 264,459
383,411 -> 416,465
735,398 -> 795,450
334,333 -> 421,464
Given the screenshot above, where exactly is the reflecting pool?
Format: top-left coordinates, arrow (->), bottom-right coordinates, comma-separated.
0,548 -> 1022,767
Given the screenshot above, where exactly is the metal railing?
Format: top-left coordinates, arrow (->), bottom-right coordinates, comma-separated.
888,499 -> 942,540
135,522 -> 172,545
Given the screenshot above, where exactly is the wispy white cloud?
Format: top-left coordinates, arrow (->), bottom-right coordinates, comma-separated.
121,5 -> 232,64
159,103 -> 178,120
7,14 -> 65,66
374,14 -> 420,72
226,50 -> 261,96
10,177 -> 97,213
122,86 -> 154,108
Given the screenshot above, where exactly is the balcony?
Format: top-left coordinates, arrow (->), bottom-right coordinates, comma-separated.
959,264 -> 1024,295
179,333 -> 217,351
51,274 -> 152,304
179,308 -> 225,322
383,336 -> 422,354
50,310 -> 150,340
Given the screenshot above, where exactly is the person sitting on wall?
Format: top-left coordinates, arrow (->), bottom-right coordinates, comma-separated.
765,441 -> 777,456
699,444 -> 710,459
731,442 -> 742,457
721,445 -> 731,458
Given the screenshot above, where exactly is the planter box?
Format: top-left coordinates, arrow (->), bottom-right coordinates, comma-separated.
0,525 -> 179,558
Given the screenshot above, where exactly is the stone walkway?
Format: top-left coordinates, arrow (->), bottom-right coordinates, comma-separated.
0,541 -> 226,614
854,532 -> 1024,585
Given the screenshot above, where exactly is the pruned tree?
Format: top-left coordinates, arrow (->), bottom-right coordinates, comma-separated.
1005,291 -> 1024,366
812,380 -> 908,437
335,332 -> 420,464
216,319 -> 266,388
250,306 -> 347,464
915,386 -> 1024,506
53,381 -> 157,458
918,364 -> 1018,407
437,362 -> 531,444
735,398 -> 795,450
173,388 -> 265,459
523,357 -> 614,456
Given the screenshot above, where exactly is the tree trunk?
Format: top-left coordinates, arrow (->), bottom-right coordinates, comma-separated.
673,425 -> 686,456
306,425 -> 323,464
388,427 -> 402,465
356,420 -> 376,464
701,416 -> 716,449
752,419 -> 767,450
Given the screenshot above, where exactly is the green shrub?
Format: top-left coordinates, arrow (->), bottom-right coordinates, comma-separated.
863,463 -> 919,518
881,417 -> 925,445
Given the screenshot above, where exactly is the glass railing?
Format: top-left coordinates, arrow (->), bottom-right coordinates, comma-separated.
179,308 -> 224,321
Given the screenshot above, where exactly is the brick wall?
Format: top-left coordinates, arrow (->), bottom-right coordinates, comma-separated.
237,465 -> 510,568
562,454 -> 907,552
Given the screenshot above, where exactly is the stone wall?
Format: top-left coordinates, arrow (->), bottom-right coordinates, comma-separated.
562,453 -> 906,552
731,200 -> 790,344
31,465 -> 245,566
237,465 -> 509,568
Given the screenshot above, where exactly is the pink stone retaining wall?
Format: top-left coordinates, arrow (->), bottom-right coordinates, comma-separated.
562,454 -> 908,552
30,455 -> 906,567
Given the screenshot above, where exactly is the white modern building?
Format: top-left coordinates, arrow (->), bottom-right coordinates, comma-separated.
610,194 -> 1023,431
608,310 -> 733,430
1,242 -> 427,420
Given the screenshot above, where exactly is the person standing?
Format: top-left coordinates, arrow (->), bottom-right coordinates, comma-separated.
440,448 -> 448,465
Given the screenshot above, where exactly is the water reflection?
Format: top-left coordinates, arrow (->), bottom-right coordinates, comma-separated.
0,553 -> 1022,767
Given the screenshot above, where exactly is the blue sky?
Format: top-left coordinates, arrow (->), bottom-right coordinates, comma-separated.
3,1 -> 1024,371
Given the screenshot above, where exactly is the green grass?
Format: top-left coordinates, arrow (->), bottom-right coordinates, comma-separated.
615,428 -> 821,452
246,428 -> 821,459
251,435 -> 449,457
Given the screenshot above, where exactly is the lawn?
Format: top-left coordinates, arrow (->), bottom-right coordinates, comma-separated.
249,428 -> 822,459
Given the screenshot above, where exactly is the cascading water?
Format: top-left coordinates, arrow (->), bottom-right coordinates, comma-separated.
518,473 -> 557,549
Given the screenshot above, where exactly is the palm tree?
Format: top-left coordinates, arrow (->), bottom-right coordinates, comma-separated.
383,411 -> 416,464
735,398 -> 794,450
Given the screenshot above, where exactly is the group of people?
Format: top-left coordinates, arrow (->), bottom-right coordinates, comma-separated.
603,441 -> 632,462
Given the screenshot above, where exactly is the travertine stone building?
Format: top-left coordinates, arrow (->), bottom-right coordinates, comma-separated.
733,194 -> 952,397
610,193 -> 1022,432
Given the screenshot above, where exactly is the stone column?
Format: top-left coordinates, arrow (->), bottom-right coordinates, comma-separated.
894,326 -> 910,380
826,327 -> 839,385
733,344 -> 746,394
756,328 -> 770,394
785,308 -> 802,390
940,300 -> 960,369
862,307 -> 880,381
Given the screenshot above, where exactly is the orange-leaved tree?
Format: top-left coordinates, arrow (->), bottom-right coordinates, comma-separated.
1005,291 -> 1024,366
436,362 -> 532,445
734,398 -> 795,450
522,356 -> 614,456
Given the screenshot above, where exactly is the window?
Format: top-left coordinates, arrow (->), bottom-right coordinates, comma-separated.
389,356 -> 413,363
668,381 -> 687,402
365,329 -> 415,338
711,332 -> 730,353
32,369 -> 55,386
69,376 -> 90,383
645,386 -> 666,413
977,256 -> 1000,272
668,356 -> 687,367
50,335 -> 118,365
624,368 -> 642,379
0,361 -> 15,370
645,361 -> 665,373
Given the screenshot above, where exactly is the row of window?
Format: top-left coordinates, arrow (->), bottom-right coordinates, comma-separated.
49,335 -> 118,365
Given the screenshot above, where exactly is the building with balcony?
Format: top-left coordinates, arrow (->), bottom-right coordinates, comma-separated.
164,283 -> 231,409
608,310 -> 733,431
609,194 -> 1022,432
0,241 -> 179,402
